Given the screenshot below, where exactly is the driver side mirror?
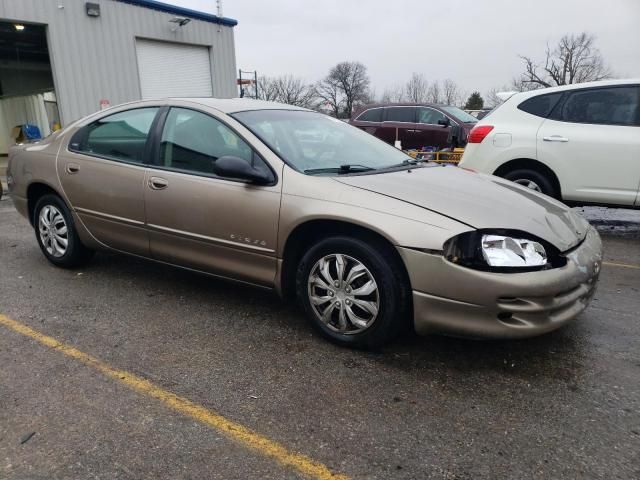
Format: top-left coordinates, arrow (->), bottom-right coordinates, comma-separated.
437,117 -> 451,127
213,155 -> 274,185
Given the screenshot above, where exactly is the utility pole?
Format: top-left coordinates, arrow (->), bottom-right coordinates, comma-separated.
216,0 -> 223,32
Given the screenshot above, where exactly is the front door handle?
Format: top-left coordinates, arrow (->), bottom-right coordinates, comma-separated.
148,177 -> 168,190
543,135 -> 569,142
66,163 -> 80,174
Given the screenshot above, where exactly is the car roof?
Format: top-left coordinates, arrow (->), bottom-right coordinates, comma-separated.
360,102 -> 445,109
168,97 -> 312,113
511,78 -> 640,101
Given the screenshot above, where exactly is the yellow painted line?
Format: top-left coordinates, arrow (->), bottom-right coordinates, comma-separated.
0,314 -> 348,480
602,261 -> 640,270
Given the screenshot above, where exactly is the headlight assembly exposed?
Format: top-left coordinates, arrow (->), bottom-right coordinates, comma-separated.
481,235 -> 546,267
443,230 -> 565,272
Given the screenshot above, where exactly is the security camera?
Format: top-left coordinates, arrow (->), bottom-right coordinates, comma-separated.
169,16 -> 191,30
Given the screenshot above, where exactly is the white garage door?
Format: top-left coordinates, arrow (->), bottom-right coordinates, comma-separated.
136,39 -> 213,99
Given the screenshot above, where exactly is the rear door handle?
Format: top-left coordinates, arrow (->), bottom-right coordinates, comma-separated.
543,135 -> 569,142
66,163 -> 80,174
148,177 -> 168,190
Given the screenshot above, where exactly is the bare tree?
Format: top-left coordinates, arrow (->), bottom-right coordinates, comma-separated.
257,77 -> 279,102
380,84 -> 405,103
404,73 -> 428,103
320,61 -> 370,118
274,75 -> 317,108
442,78 -> 462,106
258,75 -> 316,108
485,87 -> 506,108
427,80 -> 442,104
518,32 -> 612,88
316,76 -> 343,117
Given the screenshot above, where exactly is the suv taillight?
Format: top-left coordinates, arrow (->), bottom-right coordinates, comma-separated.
468,125 -> 494,143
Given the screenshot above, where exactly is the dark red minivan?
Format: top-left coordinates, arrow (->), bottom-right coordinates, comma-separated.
349,103 -> 478,150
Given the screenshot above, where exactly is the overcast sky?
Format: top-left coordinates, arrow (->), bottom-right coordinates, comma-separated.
168,0 -> 640,99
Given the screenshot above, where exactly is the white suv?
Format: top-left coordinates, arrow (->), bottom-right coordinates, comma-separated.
460,80 -> 640,207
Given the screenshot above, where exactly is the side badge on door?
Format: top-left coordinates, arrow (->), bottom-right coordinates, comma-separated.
230,234 -> 267,247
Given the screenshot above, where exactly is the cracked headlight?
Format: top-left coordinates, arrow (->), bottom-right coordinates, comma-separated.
481,235 -> 547,267
444,231 -> 563,272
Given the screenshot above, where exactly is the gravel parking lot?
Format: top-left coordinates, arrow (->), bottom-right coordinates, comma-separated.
1,194 -> 639,479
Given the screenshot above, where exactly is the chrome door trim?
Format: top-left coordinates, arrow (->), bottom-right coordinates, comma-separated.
147,223 -> 276,253
74,207 -> 145,226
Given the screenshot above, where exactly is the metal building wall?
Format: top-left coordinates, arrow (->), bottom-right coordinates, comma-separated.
0,0 -> 237,124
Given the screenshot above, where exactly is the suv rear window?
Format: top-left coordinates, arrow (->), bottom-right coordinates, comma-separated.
356,108 -> 383,122
517,93 -> 563,118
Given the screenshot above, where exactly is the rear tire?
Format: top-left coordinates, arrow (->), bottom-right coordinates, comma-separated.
33,194 -> 94,268
295,236 -> 410,350
503,168 -> 557,198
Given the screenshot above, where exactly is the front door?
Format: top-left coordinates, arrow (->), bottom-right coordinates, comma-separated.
414,107 -> 451,149
537,85 -> 640,206
57,107 -> 159,255
144,107 -> 281,286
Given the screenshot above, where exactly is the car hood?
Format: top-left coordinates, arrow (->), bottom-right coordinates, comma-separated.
334,166 -> 589,252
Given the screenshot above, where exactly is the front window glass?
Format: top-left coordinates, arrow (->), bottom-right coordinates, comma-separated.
160,108 -> 255,175
232,110 -> 413,174
71,107 -> 159,163
417,107 -> 447,124
440,106 -> 478,123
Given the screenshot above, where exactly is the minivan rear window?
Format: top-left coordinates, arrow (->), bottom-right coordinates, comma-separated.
385,107 -> 416,123
517,93 -> 563,118
356,108 -> 383,122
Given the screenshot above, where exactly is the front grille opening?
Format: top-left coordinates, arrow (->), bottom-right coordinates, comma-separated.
497,312 -> 513,321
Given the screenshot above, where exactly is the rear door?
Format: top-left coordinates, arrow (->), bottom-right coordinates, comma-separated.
378,106 -> 418,149
57,107 -> 160,255
537,85 -> 640,206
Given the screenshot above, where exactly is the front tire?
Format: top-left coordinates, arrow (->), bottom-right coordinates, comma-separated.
33,194 -> 94,268
295,236 -> 410,350
503,169 -> 557,198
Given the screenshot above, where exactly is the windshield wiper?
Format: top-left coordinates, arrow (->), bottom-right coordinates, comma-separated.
304,164 -> 377,175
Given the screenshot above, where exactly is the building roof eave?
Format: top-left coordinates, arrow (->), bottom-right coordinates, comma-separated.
114,0 -> 238,27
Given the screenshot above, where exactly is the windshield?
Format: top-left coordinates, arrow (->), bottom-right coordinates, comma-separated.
231,110 -> 413,174
441,106 -> 478,123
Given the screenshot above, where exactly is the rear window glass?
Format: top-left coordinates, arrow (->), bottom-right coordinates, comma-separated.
517,93 -> 563,118
560,87 -> 639,126
385,107 -> 416,123
69,107 -> 159,163
356,108 -> 383,122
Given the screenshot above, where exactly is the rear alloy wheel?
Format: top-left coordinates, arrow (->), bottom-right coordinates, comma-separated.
503,169 -> 557,198
296,236 -> 409,349
33,194 -> 94,268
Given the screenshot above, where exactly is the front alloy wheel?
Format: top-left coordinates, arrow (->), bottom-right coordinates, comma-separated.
307,254 -> 380,334
296,236 -> 409,349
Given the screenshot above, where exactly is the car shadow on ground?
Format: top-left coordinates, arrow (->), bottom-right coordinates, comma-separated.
83,250 -> 590,384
